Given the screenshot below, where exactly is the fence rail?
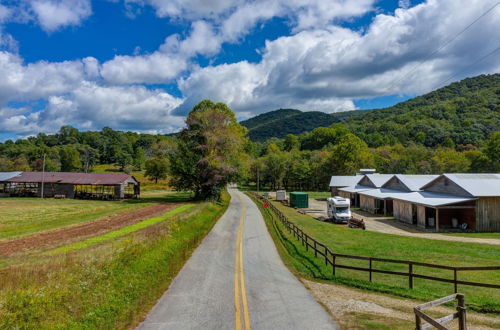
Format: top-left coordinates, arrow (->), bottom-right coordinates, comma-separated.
414,293 -> 467,330
250,192 -> 500,293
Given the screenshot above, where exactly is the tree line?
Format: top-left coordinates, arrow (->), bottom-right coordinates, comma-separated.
0,98 -> 498,199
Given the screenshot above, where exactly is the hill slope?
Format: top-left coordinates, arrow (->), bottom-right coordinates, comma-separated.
241,73 -> 500,145
241,109 -> 365,141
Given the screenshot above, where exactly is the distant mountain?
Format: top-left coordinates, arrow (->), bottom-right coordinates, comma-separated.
241,73 -> 500,145
241,109 -> 365,141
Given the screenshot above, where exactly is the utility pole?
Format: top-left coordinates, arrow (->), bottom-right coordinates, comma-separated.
41,154 -> 46,199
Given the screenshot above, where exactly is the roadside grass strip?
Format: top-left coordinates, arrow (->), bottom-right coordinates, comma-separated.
49,204 -> 194,254
246,193 -> 500,314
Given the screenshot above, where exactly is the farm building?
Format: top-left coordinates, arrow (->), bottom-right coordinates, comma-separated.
416,174 -> 500,232
330,172 -> 500,232
0,172 -> 22,196
339,174 -> 393,208
329,175 -> 363,196
357,175 -> 438,215
1,172 -> 140,200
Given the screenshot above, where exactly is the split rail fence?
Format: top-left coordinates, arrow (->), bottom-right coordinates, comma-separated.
251,192 -> 500,294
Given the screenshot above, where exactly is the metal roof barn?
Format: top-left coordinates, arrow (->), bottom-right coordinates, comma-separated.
421,173 -> 500,197
8,172 -> 137,185
3,172 -> 140,200
0,172 -> 22,181
329,175 -> 363,187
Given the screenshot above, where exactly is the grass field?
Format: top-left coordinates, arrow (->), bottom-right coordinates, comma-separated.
248,193 -> 500,314
0,190 -> 230,329
0,198 -> 151,240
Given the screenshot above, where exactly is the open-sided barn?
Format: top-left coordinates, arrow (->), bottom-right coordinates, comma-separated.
331,172 -> 500,232
358,175 -> 438,216
418,174 -> 500,232
0,172 -> 22,197
1,172 -> 140,200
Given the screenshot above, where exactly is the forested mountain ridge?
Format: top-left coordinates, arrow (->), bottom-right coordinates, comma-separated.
241,73 -> 500,145
241,109 -> 365,141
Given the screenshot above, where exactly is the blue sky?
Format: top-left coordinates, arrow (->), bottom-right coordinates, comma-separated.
0,0 -> 498,139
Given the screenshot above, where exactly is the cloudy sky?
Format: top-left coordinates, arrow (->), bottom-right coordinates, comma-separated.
0,0 -> 499,140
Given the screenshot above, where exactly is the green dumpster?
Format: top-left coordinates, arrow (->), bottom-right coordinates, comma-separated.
290,192 -> 309,208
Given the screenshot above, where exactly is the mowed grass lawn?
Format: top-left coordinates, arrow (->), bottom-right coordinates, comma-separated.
0,198 -> 151,240
259,196 -> 500,313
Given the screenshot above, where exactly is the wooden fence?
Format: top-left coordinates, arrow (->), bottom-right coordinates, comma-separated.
251,192 -> 500,293
414,293 -> 467,330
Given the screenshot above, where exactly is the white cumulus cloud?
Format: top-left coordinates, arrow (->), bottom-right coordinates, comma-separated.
30,0 -> 92,32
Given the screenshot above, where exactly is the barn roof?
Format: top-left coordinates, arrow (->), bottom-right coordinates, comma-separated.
391,191 -> 477,207
329,175 -> 363,187
385,174 -> 439,192
421,173 -> 500,197
359,188 -> 411,200
364,174 -> 393,188
7,172 -> 138,185
338,185 -> 374,193
0,172 -> 22,181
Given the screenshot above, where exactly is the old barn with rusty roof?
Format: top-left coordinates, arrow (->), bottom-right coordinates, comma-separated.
0,172 -> 140,199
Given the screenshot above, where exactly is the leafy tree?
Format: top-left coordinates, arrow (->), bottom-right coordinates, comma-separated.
59,147 -> 82,172
145,158 -> 169,183
283,134 -> 300,151
484,131 -> 500,171
133,147 -> 147,170
300,124 -> 349,150
327,134 -> 373,175
168,100 -> 247,200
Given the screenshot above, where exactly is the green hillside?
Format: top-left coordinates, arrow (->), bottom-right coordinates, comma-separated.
241,73 -> 500,145
241,108 -> 365,141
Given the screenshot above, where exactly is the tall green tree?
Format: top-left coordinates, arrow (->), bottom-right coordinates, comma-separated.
327,133 -> 373,175
168,100 -> 247,200
59,146 -> 82,172
145,158 -> 169,183
484,131 -> 500,171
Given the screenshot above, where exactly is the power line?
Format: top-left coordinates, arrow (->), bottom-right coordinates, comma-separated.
385,1 -> 500,93
434,44 -> 500,88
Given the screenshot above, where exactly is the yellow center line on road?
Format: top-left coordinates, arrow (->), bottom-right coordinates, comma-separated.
235,194 -> 251,330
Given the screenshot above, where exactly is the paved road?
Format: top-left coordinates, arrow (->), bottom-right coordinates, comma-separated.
138,188 -> 337,330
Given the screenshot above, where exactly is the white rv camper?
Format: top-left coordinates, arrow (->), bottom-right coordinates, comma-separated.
327,196 -> 352,223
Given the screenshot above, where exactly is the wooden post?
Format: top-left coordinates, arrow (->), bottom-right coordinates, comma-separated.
409,263 -> 414,289
324,247 -> 328,265
305,235 -> 308,251
436,208 -> 440,232
332,255 -> 336,276
369,258 -> 373,282
454,269 -> 458,294
415,310 -> 422,330
457,294 -> 467,330
314,241 -> 317,257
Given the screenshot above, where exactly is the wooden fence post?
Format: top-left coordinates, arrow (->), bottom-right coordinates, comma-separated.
314,241 -> 317,257
415,310 -> 422,330
332,255 -> 336,276
457,294 -> 467,330
454,269 -> 458,294
369,258 -> 373,282
409,263 -> 414,289
305,235 -> 308,251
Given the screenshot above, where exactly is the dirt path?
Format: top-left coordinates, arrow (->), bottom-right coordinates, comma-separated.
0,203 -> 179,255
303,279 -> 500,329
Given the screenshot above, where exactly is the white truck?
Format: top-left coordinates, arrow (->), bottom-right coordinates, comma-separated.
327,196 -> 352,223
